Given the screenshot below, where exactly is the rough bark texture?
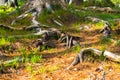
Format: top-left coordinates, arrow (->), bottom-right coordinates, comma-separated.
11,0 -> 67,30
0,0 -> 6,5
67,48 -> 120,70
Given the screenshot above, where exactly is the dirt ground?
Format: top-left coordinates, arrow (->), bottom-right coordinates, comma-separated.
0,27 -> 120,80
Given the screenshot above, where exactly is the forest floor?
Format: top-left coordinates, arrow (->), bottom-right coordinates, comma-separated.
0,25 -> 120,80
0,6 -> 120,80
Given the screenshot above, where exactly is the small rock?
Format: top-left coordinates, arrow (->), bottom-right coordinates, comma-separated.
79,25 -> 90,30
73,68 -> 78,71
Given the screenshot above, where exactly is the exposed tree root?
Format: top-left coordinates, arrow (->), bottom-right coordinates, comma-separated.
0,24 -> 23,30
82,6 -> 120,13
67,48 -> 120,70
86,16 -> 113,37
0,23 -> 49,31
86,16 -> 105,23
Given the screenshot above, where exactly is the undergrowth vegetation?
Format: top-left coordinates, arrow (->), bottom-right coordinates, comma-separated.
0,48 -> 42,72
0,1 -> 120,79
0,38 -> 10,46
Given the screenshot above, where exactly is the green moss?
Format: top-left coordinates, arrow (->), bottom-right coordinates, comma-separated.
0,38 -> 10,46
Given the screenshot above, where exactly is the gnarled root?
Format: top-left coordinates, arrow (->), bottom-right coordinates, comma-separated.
67,48 -> 120,70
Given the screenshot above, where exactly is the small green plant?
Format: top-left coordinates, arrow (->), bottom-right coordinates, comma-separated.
115,40 -> 120,46
99,37 -> 111,44
20,47 -> 27,62
0,49 -> 43,72
30,54 -> 42,63
39,66 -> 47,74
100,47 -> 106,61
39,65 -> 59,74
73,45 -> 81,53
111,0 -> 120,5
40,45 -> 46,51
94,22 -> 104,29
26,65 -> 32,72
3,57 -> 19,69
101,46 -> 106,51
0,5 -> 15,15
0,38 -> 10,46
28,50 -> 42,63
10,57 -> 19,68
47,65 -> 59,73
19,49 -> 42,63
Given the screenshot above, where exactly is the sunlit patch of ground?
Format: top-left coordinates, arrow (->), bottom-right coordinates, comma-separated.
1,23 -> 120,80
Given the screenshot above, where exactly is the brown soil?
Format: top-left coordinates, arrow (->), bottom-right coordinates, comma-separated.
1,27 -> 120,80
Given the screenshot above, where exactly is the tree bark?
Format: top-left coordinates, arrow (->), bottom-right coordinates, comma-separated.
67,48 -> 120,70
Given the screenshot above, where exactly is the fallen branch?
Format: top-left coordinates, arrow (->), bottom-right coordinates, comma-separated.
0,28 -> 60,39
86,16 -> 120,27
86,16 -> 105,23
0,24 -> 23,30
0,30 -> 48,39
67,48 -> 120,70
50,18 -> 64,27
0,23 -> 49,31
85,16 -> 113,38
82,6 -> 120,13
0,24 -> 38,31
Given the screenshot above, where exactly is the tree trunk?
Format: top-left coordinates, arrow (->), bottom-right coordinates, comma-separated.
0,0 -> 5,5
